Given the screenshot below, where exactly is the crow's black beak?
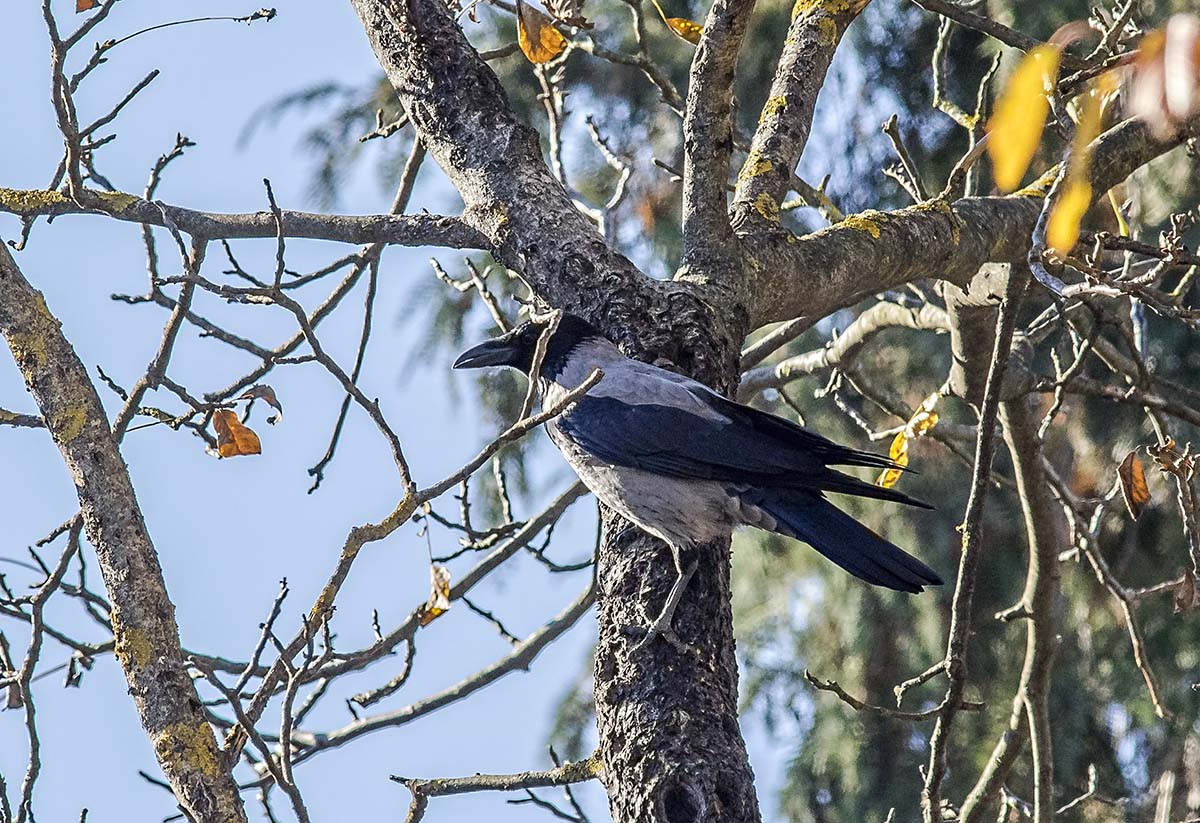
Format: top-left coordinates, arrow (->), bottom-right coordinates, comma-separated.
452,338 -> 521,370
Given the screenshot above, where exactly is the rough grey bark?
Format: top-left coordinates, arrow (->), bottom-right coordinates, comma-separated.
0,244 -> 247,823
732,0 -> 870,215
944,262 -> 1012,405
681,0 -> 756,282
943,263 -> 1036,405
595,511 -> 760,823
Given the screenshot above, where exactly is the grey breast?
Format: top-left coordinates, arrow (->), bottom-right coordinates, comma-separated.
540,337 -> 742,547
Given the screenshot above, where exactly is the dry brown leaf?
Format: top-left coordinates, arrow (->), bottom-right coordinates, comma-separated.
986,45 -> 1062,192
418,564 -> 452,627
1149,437 -> 1196,480
517,0 -> 568,64
1175,570 -> 1200,614
238,384 -> 284,425
1118,451 -> 1151,519
211,409 -> 262,458
76,0 -> 98,12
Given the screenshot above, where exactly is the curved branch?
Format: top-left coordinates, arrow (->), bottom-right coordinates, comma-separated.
908,0 -> 1083,68
989,400 -> 1062,822
348,0 -> 652,320
805,669 -> 983,721
920,267 -> 1028,821
738,302 -> 949,397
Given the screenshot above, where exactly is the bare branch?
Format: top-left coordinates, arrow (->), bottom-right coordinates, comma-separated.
680,0 -> 757,270
742,116 -> 1197,328
293,579 -> 597,760
908,0 -> 1084,68
739,302 -> 949,398
921,266 -> 1029,821
805,670 -> 983,721
349,0 -> 653,321
732,0 -> 869,235
391,751 -> 602,823
994,400 -> 1062,822
0,408 -> 44,428
0,187 -> 485,248
417,368 -> 603,501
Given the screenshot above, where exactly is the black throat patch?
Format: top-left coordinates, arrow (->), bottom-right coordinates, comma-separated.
539,314 -> 605,381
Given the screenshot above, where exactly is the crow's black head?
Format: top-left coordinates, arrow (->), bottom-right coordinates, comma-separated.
453,313 -> 604,378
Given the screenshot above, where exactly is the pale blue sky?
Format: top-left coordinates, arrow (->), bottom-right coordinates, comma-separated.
0,2 -> 789,821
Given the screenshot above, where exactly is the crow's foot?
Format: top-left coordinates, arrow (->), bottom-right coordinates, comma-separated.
625,560 -> 698,656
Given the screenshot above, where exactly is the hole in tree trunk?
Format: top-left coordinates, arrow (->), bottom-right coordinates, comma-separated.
660,778 -> 705,823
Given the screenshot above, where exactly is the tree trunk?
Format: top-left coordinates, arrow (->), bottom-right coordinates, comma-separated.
587,308 -> 759,823
595,513 -> 760,823
346,2 -> 763,817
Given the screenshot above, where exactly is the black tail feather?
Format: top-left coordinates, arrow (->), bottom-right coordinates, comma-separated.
817,468 -> 935,510
745,489 -> 942,593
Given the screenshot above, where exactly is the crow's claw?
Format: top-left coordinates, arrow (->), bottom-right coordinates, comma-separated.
623,560 -> 698,656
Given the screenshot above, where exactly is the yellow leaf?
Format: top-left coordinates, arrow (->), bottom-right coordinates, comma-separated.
1107,189 -> 1129,237
1045,72 -> 1120,255
211,409 -> 261,458
1118,451 -> 1151,519
1046,176 -> 1092,255
877,431 -> 909,490
648,0 -> 702,44
418,564 -> 452,626
877,392 -> 940,489
1072,81 -> 1105,154
876,468 -> 905,490
666,17 -> 703,44
910,393 -> 940,436
888,431 -> 910,464
517,0 -> 568,64
987,45 -> 1062,192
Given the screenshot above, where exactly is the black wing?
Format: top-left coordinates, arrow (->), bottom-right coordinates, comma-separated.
556,391 -> 930,509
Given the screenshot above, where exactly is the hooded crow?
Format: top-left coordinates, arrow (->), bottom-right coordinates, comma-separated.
454,313 -> 941,645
